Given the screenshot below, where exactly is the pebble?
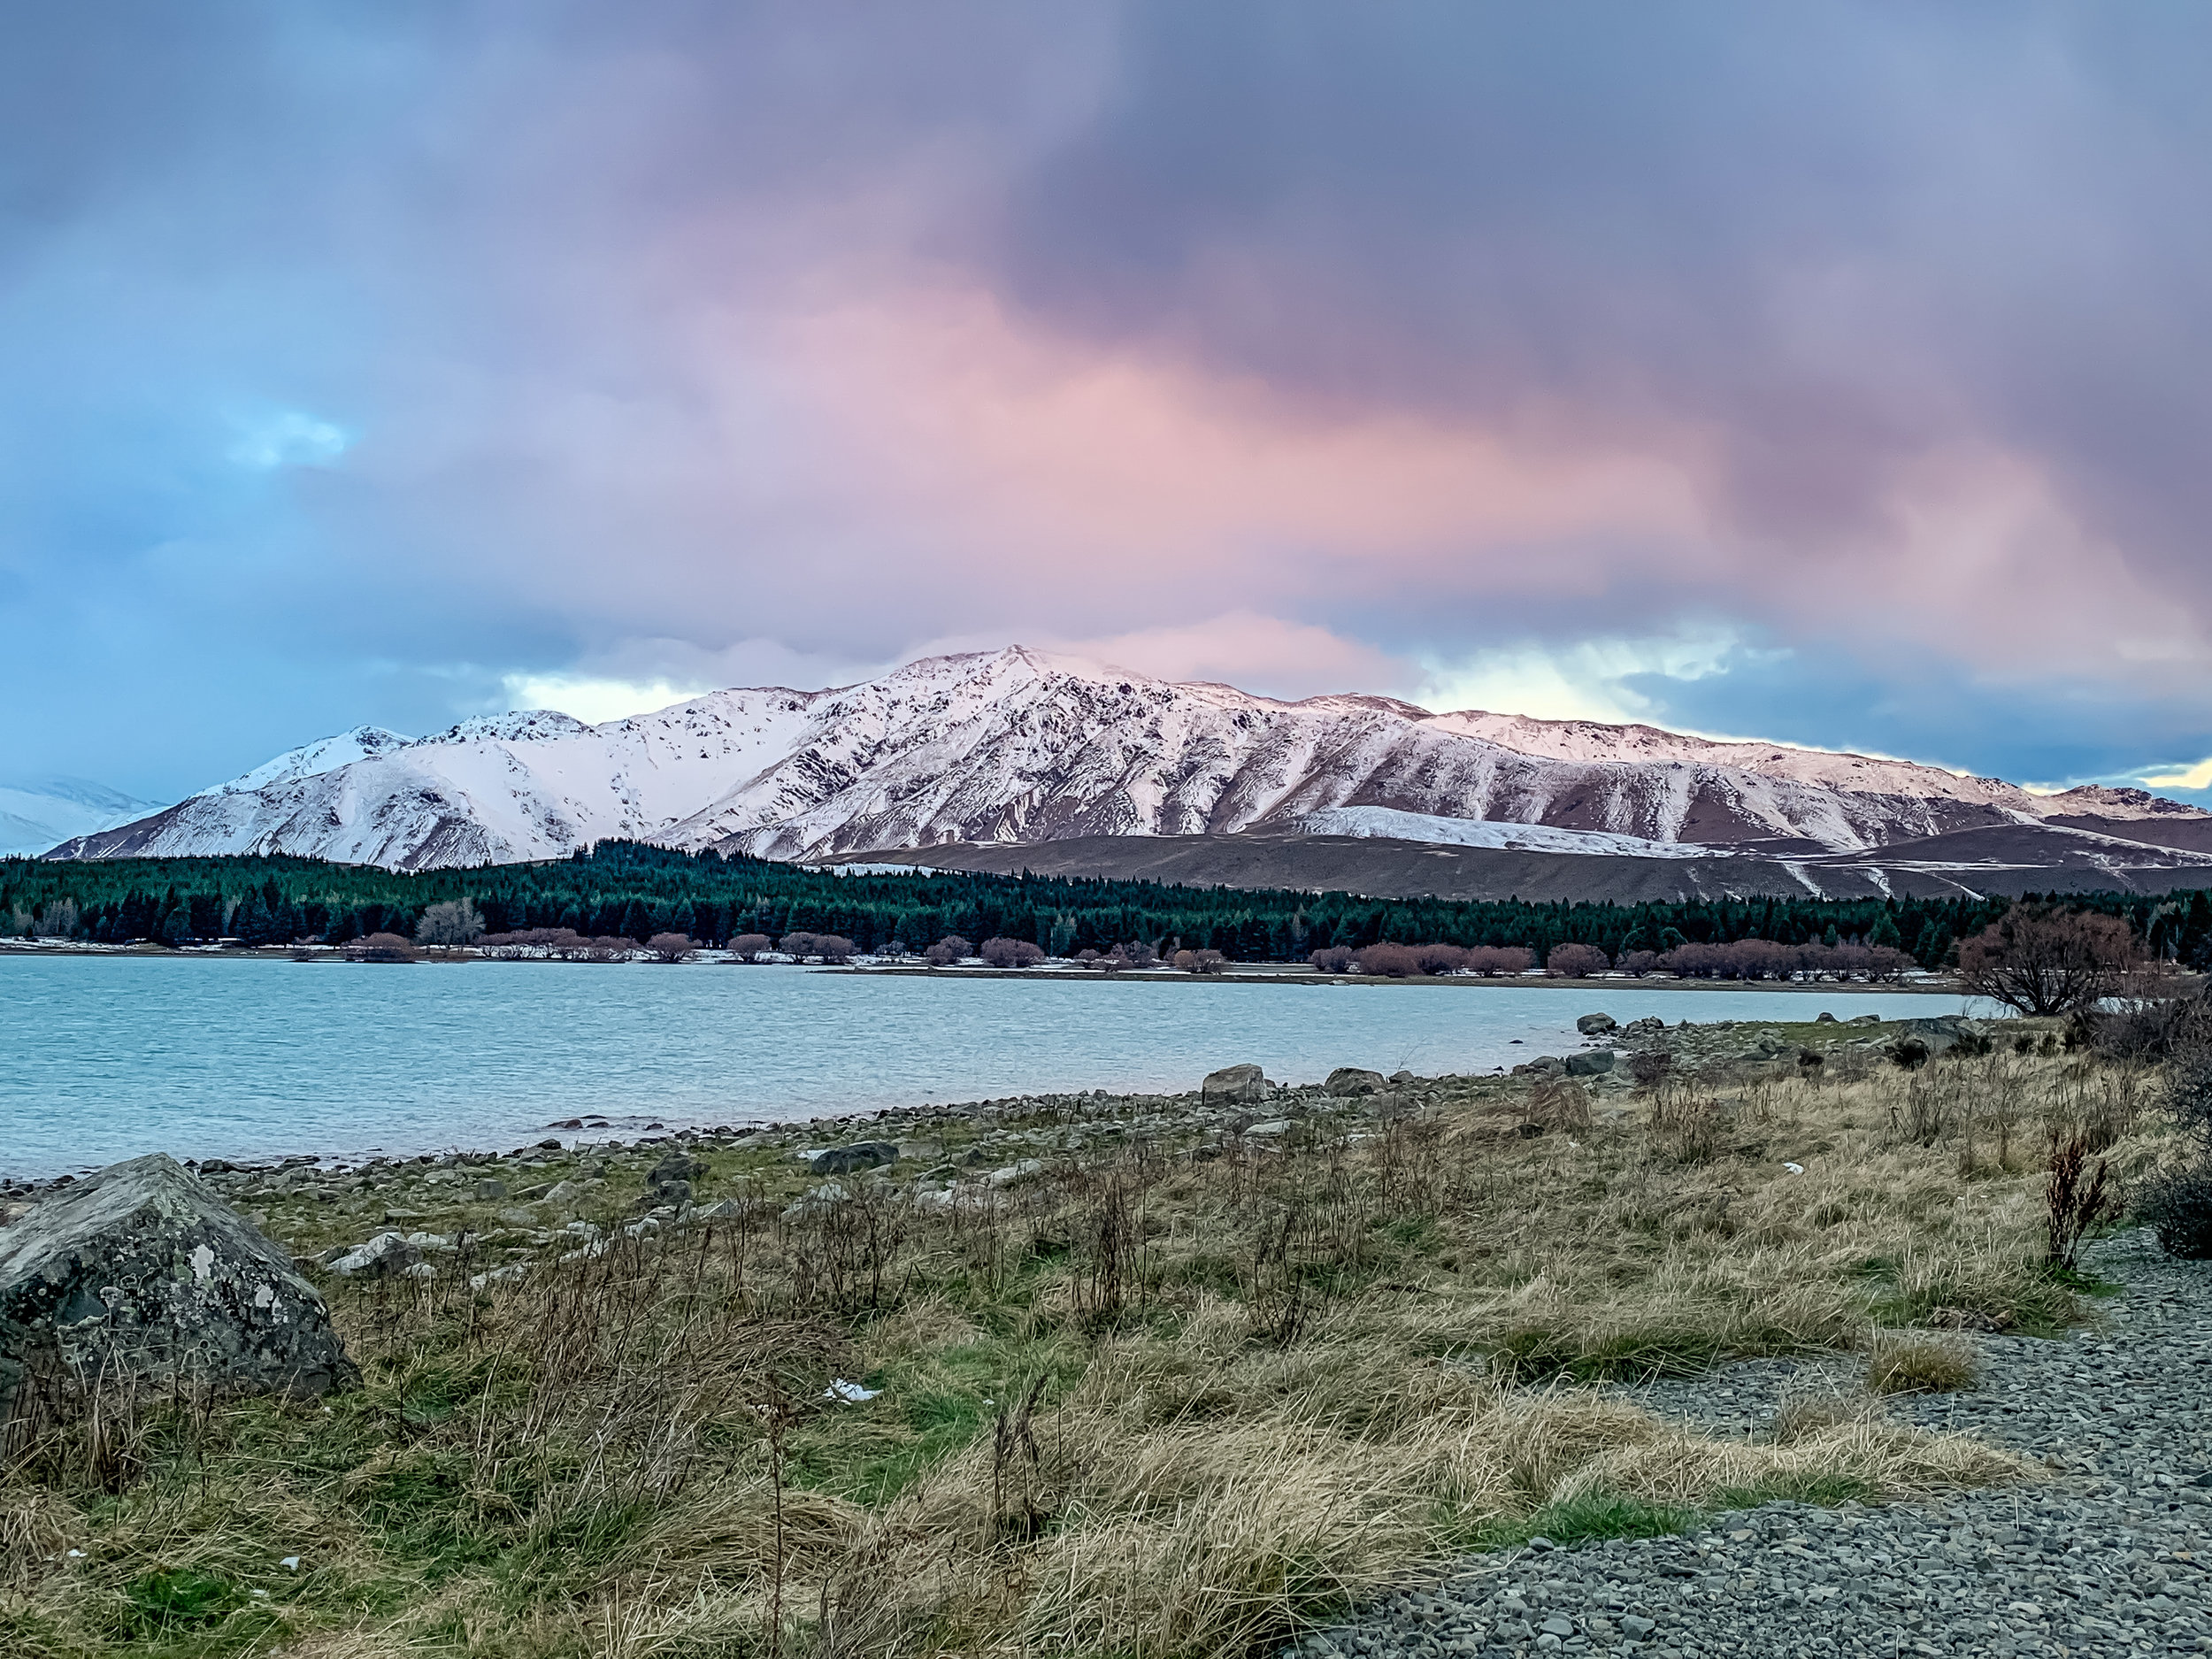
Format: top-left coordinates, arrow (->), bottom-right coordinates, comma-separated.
1309,1228 -> 2212,1657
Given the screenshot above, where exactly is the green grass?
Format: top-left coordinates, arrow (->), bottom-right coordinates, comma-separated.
1465,1490 -> 1697,1551
1490,1327 -> 1727,1383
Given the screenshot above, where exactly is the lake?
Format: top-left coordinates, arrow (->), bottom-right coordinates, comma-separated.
0,956 -> 1988,1178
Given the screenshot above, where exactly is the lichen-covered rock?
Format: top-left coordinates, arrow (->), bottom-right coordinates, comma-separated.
0,1154 -> 358,1417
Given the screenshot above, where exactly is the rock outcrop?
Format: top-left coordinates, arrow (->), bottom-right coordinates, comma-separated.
1202,1064 -> 1269,1106
0,1154 -> 358,1417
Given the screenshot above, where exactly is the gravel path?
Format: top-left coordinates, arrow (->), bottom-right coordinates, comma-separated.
1306,1230 -> 2212,1658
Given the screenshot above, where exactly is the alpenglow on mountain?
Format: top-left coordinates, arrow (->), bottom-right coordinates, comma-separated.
42,647 -> 2211,878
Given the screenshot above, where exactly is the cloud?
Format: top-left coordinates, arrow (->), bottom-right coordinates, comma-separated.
229,411 -> 349,470
10,4 -> 2212,805
499,673 -> 704,725
1417,630 -> 1770,727
2143,758 -> 2212,792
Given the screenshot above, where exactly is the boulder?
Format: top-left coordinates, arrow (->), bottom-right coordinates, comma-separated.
1512,1056 -> 1568,1078
642,1150 -> 704,1207
1575,1013 -> 1618,1035
0,1154 -> 357,1416
1202,1064 -> 1269,1106
808,1141 -> 899,1177
1622,1016 -> 1665,1036
1325,1067 -> 1387,1097
328,1231 -> 422,1279
1564,1049 -> 1616,1077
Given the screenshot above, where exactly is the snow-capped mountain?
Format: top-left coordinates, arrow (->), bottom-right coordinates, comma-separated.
42,647 -> 2212,871
0,779 -> 168,859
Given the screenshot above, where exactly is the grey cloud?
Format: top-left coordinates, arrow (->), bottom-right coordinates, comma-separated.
987,4 -> 2212,575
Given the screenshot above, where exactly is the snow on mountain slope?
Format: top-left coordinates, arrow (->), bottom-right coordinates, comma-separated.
1296,806 -> 1717,859
197,726 -> 413,796
44,646 -> 2212,870
0,780 -> 168,858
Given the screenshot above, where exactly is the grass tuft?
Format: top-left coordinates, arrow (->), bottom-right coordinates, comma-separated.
1865,1333 -> 1981,1395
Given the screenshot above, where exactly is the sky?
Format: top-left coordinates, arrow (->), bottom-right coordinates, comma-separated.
8,2 -> 2212,805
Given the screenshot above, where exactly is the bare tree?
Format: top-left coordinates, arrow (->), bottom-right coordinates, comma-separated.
31,898 -> 80,939
416,898 -> 485,952
646,932 -> 695,963
979,936 -> 1045,969
730,933 -> 772,963
1957,904 -> 2136,1016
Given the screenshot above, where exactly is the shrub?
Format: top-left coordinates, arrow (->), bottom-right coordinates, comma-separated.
1465,945 -> 1533,978
729,933 -> 772,962
1355,943 -> 1418,978
1627,1049 -> 1675,1088
1865,1333 -> 1979,1395
1171,948 -> 1227,974
346,933 -> 417,964
924,934 -> 974,967
2137,1165 -> 2212,1259
1309,945 -> 1357,972
2045,1127 -> 2120,1269
979,937 -> 1045,969
645,932 -> 695,963
2094,990 -> 2212,1063
1547,943 -> 1609,979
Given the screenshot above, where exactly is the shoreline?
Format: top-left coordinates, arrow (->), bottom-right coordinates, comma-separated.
0,938 -> 1975,994
0,1007 -> 1993,1194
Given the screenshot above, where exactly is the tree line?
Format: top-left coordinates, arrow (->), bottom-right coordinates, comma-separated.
8,839 -> 2212,969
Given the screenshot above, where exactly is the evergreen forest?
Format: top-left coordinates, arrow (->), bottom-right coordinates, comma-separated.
6,840 -> 2212,968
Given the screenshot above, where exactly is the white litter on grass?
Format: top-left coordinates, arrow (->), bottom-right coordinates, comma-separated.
280,1557 -> 301,1571
824,1379 -> 879,1403
1783,1162 -> 1805,1174
66,1549 -> 84,1558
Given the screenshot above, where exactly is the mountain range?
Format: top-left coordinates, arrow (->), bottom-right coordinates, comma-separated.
39,647 -> 2212,901
0,779 -> 168,860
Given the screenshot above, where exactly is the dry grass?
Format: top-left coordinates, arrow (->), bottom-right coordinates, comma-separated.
1865,1333 -> 1981,1395
0,1038 -> 2137,1659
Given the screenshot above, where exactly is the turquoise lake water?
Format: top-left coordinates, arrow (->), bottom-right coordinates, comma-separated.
0,956 -> 1987,1178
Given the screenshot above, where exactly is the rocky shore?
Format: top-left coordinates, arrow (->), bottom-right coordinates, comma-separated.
1309,1228 -> 2212,1659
